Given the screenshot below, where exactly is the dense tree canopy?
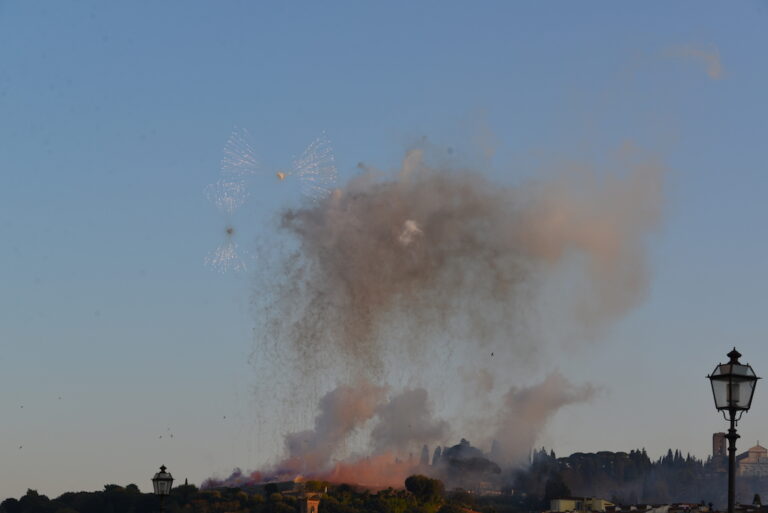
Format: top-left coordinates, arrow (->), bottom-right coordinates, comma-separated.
404,475 -> 444,505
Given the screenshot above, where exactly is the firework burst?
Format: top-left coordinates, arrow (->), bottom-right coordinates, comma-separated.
205,127 -> 339,272
205,225 -> 249,273
204,127 -> 260,272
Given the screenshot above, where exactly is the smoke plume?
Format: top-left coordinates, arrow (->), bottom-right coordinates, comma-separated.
282,380 -> 387,474
321,453 -> 417,489
266,146 -> 663,372
492,372 -> 597,464
371,388 -> 449,454
205,375 -> 596,488
227,382 -> 450,487
238,142 -> 664,488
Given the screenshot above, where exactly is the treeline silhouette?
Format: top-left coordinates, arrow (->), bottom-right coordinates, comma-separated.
516,447 -> 731,507
5,448 -> 768,513
0,477 -> 461,513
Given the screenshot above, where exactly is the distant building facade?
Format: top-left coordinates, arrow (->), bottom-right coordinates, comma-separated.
711,433 -> 768,476
737,444 -> 768,477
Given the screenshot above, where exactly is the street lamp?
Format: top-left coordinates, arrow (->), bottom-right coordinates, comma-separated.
708,348 -> 760,513
152,465 -> 174,513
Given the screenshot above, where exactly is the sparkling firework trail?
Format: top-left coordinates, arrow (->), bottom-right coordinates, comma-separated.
221,127 -> 259,177
204,178 -> 248,215
205,227 -> 248,273
293,132 -> 339,200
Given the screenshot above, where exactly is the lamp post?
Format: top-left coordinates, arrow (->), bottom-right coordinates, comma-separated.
708,348 -> 760,513
152,465 -> 174,513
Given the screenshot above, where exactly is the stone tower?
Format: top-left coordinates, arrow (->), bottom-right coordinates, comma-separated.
713,432 -> 726,458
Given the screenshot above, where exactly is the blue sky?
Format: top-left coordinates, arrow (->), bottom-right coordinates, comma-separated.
2,0 -> 768,500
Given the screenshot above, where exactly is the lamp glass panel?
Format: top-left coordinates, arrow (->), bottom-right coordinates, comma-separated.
711,379 -> 729,409
744,380 -> 757,408
731,365 -> 755,379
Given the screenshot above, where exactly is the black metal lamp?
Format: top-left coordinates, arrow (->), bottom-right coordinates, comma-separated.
709,348 -> 759,412
152,465 -> 174,513
708,348 -> 760,513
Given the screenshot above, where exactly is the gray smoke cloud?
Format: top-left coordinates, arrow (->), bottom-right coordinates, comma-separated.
244,142 -> 664,485
492,372 -> 597,465
267,146 -> 663,372
268,382 -> 447,483
371,388 -> 449,454
282,380 -> 387,473
270,375 -> 592,481
208,375 -> 594,487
